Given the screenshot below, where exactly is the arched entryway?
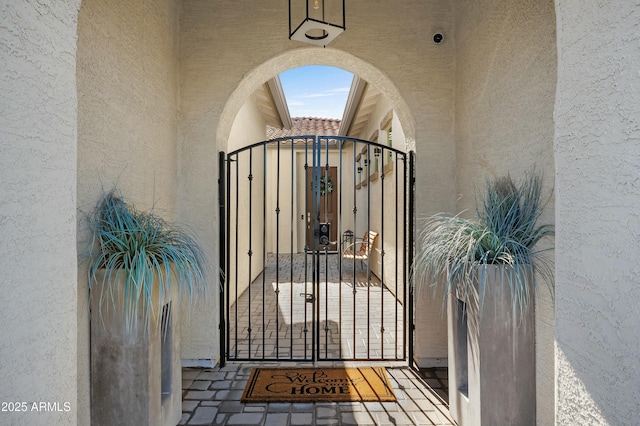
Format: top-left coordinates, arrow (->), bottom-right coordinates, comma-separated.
217,53 -> 419,365
221,135 -> 415,364
217,49 -> 417,153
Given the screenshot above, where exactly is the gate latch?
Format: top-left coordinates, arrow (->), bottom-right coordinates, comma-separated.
300,293 -> 315,303
314,223 -> 331,246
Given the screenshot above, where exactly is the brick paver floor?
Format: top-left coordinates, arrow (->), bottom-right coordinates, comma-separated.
227,253 -> 405,361
182,253 -> 453,425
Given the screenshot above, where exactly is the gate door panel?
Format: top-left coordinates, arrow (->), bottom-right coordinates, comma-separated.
221,136 -> 414,363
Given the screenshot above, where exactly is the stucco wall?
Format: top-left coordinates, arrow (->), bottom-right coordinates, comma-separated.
4,1 -> 640,424
0,1 -> 80,425
178,0 -> 456,364
77,0 -> 179,212
555,1 -> 640,424
225,98 -> 267,306
352,100 -> 406,297
266,147 -> 307,254
454,1 -> 557,424
76,0 -> 180,421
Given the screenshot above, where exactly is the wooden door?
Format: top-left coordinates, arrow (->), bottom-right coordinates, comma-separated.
306,166 -> 338,250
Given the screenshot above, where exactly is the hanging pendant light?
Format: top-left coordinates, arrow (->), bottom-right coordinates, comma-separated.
289,0 -> 346,47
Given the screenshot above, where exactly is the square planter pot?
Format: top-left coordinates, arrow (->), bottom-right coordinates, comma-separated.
90,270 -> 182,426
447,265 -> 535,426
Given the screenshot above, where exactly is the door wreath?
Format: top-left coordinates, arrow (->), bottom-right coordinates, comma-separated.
312,175 -> 334,196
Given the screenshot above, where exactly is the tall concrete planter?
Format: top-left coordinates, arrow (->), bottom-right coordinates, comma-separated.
447,265 -> 535,426
86,191 -> 205,426
90,270 -> 182,426
414,173 -> 552,424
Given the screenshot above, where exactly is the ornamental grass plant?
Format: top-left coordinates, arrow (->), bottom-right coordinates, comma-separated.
414,172 -> 554,317
87,190 -> 206,335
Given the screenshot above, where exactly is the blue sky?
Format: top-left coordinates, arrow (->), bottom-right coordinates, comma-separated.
279,65 -> 354,119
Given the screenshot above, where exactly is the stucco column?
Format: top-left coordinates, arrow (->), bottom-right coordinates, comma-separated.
554,1 -> 640,424
0,2 -> 80,425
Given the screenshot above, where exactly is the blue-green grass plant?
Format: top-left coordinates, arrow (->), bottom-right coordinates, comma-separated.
414,172 -> 554,318
88,190 -> 206,335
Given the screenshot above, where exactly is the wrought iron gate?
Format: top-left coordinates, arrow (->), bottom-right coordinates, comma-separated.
219,136 -> 415,364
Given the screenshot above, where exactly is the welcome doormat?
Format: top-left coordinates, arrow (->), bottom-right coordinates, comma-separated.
241,367 -> 396,402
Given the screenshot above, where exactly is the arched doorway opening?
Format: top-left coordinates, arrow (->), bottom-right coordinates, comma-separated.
217,49 -> 416,153
217,54 -> 417,365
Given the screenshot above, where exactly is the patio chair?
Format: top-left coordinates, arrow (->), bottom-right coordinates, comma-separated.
341,231 -> 378,269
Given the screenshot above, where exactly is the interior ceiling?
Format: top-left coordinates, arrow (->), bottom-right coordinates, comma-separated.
254,82 -> 286,129
345,84 -> 381,139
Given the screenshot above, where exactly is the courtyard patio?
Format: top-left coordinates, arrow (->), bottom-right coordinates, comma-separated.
177,253 -> 452,425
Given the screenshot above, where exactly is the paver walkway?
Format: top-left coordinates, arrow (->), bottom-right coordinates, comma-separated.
183,253 -> 454,425
227,253 -> 404,361
180,363 -> 454,425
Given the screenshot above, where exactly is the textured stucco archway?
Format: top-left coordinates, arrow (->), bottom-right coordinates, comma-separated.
217,48 -> 417,154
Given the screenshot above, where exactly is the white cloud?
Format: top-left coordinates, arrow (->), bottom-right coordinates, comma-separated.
299,87 -> 350,99
301,92 -> 334,99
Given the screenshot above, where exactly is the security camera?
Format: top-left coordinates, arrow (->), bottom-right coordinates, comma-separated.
433,33 -> 444,44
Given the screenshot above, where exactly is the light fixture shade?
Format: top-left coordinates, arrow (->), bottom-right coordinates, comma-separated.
289,0 -> 345,47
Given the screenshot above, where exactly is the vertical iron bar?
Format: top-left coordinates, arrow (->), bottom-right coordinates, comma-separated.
288,0 -> 291,37
304,138 -> 310,360
317,137 -> 322,362
312,135 -> 320,362
407,151 -> 415,368
338,139 -> 343,359
290,138 -> 295,358
366,146 -> 371,359
395,151 -> 400,359
342,0 -> 346,28
262,144 -> 267,360
323,138 -> 330,359
380,147 -> 385,359
352,141 -> 357,358
233,153 -> 239,359
219,152 -> 227,367
226,154 -> 233,360
275,140 -> 281,359
247,149 -> 253,359
324,244 -> 329,359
